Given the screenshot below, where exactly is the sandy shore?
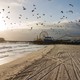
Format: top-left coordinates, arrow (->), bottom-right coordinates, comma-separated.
0,45 -> 53,80
0,44 -> 80,80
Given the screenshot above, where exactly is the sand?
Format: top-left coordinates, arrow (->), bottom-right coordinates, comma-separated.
0,44 -> 80,80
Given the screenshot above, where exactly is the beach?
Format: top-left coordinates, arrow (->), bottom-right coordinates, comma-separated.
0,44 -> 80,80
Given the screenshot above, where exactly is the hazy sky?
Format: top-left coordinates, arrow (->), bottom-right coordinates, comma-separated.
0,0 -> 80,30
0,0 -> 80,41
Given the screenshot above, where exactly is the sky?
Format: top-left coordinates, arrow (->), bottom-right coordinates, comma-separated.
0,0 -> 80,31
0,0 -> 80,41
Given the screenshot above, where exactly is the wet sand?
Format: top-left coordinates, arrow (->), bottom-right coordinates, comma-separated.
0,44 -> 80,80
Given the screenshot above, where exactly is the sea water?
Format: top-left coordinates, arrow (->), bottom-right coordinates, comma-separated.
0,42 -> 45,65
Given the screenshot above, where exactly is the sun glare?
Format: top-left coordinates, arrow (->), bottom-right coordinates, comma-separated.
0,16 -> 7,31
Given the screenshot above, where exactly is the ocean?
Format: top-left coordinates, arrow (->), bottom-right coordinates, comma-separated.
0,42 -> 45,65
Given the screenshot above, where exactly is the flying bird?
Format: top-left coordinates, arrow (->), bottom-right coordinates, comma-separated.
58,21 -> 61,23
60,17 -> 63,19
50,15 -> 52,17
10,23 -> 12,25
43,14 -> 45,16
19,17 -> 21,19
61,11 -> 63,13
69,4 -> 74,7
31,27 -> 33,30
33,4 -> 36,6
36,23 -> 38,25
3,20 -> 5,22
41,23 -> 43,25
34,8 -> 36,10
6,16 -> 8,19
26,18 -> 28,19
19,14 -> 22,16
68,10 -> 73,13
37,13 -> 39,15
8,11 -> 10,13
23,7 -> 26,10
8,6 -> 10,8
63,16 -> 65,17
32,10 -> 34,12
48,0 -> 52,1
2,9 -> 5,11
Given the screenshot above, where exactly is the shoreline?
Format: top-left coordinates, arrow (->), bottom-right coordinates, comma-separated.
0,45 -> 54,80
0,44 -> 80,80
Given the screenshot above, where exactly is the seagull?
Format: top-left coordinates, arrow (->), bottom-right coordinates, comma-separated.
58,21 -> 60,23
31,27 -> 33,30
19,17 -> 21,19
32,14 -> 34,16
34,8 -> 36,10
48,0 -> 52,1
63,16 -> 65,17
2,9 -> 5,11
60,17 -> 63,19
50,15 -> 52,17
26,18 -> 28,19
33,4 -> 36,6
3,20 -> 5,22
20,14 -> 22,16
41,23 -> 43,25
6,16 -> 9,18
8,6 -> 10,8
68,10 -> 73,13
37,13 -> 39,15
69,4 -> 74,7
43,14 -> 45,16
36,23 -> 38,25
8,11 -> 10,13
61,11 -> 63,13
32,10 -> 34,12
23,6 -> 26,10
2,17 -> 4,18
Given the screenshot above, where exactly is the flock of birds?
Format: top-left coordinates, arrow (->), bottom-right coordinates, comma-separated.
0,0 -> 80,32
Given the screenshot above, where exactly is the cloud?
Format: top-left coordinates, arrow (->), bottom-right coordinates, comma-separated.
60,19 -> 69,23
0,0 -> 28,6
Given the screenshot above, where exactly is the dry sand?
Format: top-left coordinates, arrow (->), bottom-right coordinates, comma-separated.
0,44 -> 80,80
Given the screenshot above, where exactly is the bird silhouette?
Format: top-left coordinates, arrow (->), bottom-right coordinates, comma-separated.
26,18 -> 28,19
8,6 -> 10,8
69,4 -> 74,7
68,10 -> 73,13
2,9 -> 5,11
37,13 -> 39,15
23,6 -> 26,10
31,27 -> 33,30
19,17 -> 21,19
48,0 -> 52,1
33,4 -> 36,6
61,11 -> 63,13
34,8 -> 36,10
36,23 -> 38,25
43,14 -> 45,16
32,10 -> 35,12
8,11 -> 10,13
